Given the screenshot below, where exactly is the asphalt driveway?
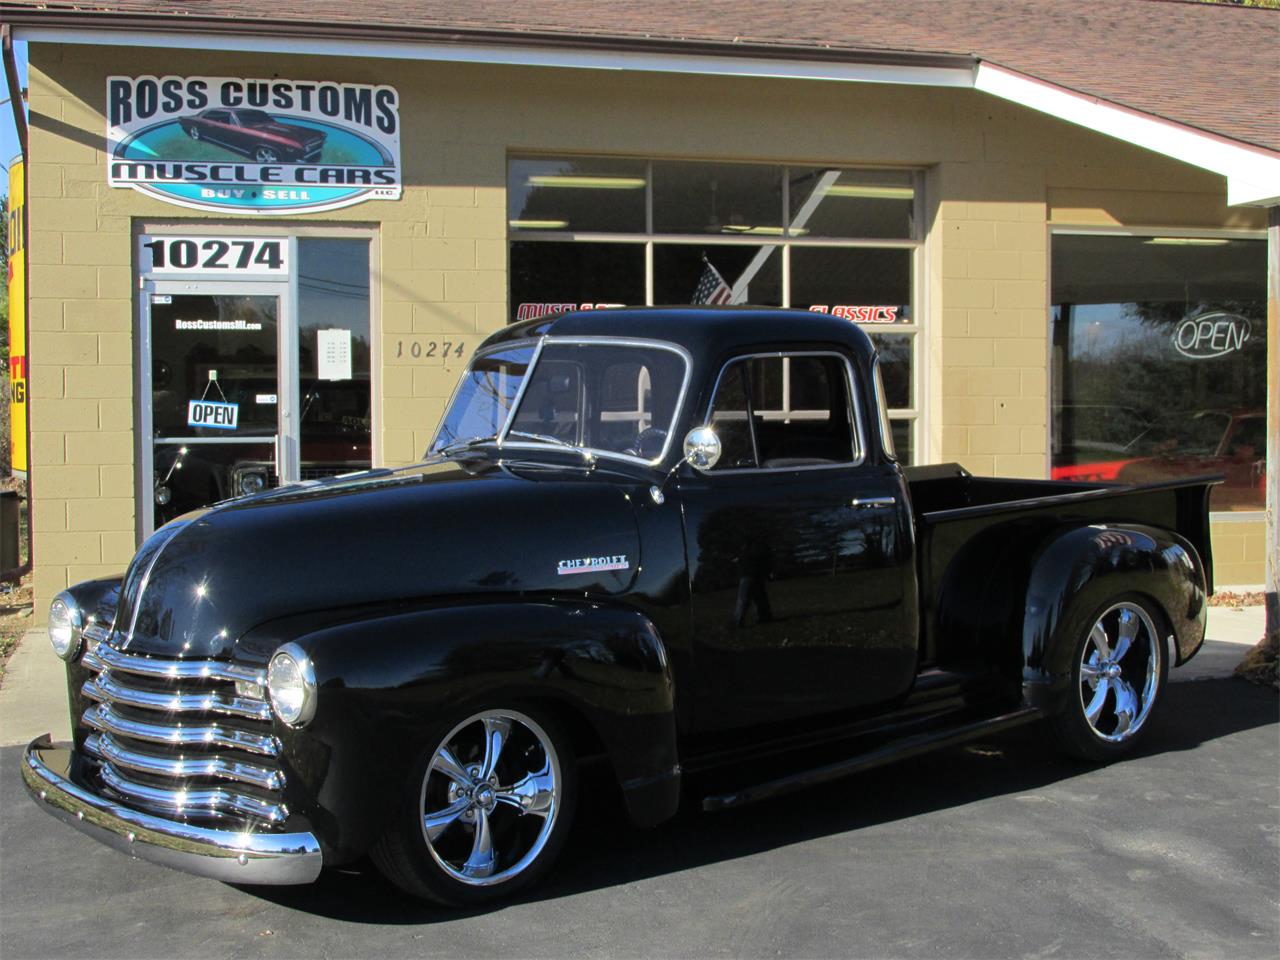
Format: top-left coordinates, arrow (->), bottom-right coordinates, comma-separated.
1,639 -> 1276,960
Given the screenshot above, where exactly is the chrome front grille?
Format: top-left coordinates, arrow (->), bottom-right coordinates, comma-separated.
77,624 -> 287,825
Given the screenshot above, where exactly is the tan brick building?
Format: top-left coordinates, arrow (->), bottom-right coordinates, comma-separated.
1,0 -> 1276,616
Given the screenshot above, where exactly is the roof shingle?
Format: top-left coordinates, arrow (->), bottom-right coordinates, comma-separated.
3,0 -> 1277,152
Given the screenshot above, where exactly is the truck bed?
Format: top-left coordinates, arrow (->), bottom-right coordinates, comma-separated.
902,463 -> 1218,666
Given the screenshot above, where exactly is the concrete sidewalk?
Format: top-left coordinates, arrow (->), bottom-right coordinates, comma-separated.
0,605 -> 1269,748
0,627 -> 69,747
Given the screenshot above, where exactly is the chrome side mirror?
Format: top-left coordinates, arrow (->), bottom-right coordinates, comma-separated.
683,426 -> 722,472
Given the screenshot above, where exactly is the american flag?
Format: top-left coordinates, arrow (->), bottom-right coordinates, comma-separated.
692,258 -> 733,305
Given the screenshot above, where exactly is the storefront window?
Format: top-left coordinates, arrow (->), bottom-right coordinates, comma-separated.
653,244 -> 781,307
788,168 -> 915,240
1050,234 -> 1267,512
652,161 -> 784,235
509,242 -> 644,320
790,247 -> 912,322
508,157 -> 647,234
508,156 -> 923,461
297,238 -> 372,479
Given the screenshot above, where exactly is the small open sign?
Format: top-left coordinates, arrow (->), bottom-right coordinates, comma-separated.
187,399 -> 239,430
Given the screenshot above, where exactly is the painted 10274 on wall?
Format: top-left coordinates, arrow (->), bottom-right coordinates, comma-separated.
24,308 -> 1217,908
393,340 -> 466,360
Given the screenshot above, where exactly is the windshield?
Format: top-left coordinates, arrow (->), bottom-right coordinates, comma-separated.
432,344 -> 536,452
430,339 -> 688,462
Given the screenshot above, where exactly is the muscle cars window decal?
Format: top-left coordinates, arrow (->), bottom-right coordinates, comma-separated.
106,76 -> 402,215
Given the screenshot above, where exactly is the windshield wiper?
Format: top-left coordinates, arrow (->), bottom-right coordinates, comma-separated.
434,435 -> 499,457
505,430 -> 595,463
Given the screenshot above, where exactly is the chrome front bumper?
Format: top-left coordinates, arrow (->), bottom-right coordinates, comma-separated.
23,736 -> 323,885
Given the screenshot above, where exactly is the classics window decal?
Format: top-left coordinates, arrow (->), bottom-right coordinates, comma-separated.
107,76 -> 402,215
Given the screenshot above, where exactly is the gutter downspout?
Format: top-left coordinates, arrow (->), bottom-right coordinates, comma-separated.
1265,206 -> 1278,660
2,24 -> 31,579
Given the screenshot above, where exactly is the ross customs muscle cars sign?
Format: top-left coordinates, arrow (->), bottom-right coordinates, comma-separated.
106,76 -> 402,214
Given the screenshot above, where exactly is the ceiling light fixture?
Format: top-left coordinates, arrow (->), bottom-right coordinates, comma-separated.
1143,237 -> 1230,246
526,175 -> 646,189
720,225 -> 808,236
824,184 -> 914,200
509,219 -> 569,230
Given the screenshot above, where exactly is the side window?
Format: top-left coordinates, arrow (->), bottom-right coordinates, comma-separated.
707,361 -> 757,469
205,110 -> 230,124
706,353 -> 859,470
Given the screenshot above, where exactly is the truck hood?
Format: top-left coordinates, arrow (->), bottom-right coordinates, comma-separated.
111,458 -> 644,659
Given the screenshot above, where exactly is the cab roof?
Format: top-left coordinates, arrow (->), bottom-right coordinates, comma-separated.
479,306 -> 878,363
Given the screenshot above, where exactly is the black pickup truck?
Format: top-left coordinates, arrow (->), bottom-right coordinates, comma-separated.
25,308 -> 1214,907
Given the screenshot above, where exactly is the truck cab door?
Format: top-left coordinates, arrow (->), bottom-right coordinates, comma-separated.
678,351 -> 918,733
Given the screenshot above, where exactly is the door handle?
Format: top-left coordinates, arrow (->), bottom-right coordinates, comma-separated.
850,496 -> 896,510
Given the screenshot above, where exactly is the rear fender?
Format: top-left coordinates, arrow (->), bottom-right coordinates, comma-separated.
250,600 -> 679,863
1020,524 -> 1207,711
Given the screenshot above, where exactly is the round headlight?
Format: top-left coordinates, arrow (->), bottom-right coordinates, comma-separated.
48,592 -> 84,661
154,484 -> 172,506
267,643 -> 317,727
240,472 -> 267,495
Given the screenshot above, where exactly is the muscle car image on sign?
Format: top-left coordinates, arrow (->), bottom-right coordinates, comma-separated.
24,308 -> 1217,908
177,107 -> 326,163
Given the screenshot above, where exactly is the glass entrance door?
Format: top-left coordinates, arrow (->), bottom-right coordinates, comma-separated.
147,291 -> 284,531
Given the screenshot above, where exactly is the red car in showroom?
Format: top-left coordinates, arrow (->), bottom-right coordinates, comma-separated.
178,107 -> 325,163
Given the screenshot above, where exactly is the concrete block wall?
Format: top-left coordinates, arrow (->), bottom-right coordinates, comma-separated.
379,185 -> 509,464
26,54 -> 137,607
931,165 -> 1049,479
1211,522 -> 1269,589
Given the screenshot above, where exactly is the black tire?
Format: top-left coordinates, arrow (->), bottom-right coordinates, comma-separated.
1048,594 -> 1169,762
253,146 -> 279,163
371,704 -> 577,907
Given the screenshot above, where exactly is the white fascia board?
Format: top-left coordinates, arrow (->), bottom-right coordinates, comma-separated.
976,62 -> 1280,208
16,26 -> 975,88
1227,180 -> 1280,207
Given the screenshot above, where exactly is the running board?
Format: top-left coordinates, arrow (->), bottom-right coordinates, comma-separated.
701,706 -> 1043,812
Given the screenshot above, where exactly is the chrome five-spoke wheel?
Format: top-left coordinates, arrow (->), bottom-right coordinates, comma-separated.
1079,602 -> 1161,743
1050,596 -> 1168,761
372,705 -> 576,905
421,710 -> 561,885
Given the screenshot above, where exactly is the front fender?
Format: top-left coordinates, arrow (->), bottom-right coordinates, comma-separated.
1021,523 -> 1207,711
248,599 -> 679,864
